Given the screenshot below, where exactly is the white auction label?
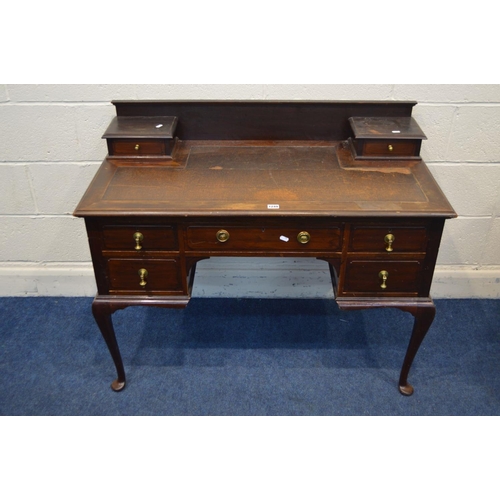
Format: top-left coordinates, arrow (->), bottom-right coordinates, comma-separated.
267,204 -> 280,209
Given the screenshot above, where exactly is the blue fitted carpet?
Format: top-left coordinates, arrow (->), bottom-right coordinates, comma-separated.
0,297 -> 498,415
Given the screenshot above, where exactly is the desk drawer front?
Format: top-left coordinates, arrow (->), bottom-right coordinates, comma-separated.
343,259 -> 422,294
186,226 -> 342,252
349,225 -> 428,253
107,258 -> 183,293
108,139 -> 167,156
102,225 -> 178,251
361,140 -> 419,157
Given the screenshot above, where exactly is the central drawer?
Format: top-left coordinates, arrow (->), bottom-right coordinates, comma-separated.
186,226 -> 342,252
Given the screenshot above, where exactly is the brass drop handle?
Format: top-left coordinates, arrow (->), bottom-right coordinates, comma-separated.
388,144 -> 394,152
134,144 -> 140,151
384,233 -> 395,252
297,231 -> 311,244
216,229 -> 230,242
379,270 -> 389,289
138,268 -> 148,287
133,232 -> 144,250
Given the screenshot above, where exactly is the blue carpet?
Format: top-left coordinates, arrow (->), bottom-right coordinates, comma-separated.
0,297 -> 498,415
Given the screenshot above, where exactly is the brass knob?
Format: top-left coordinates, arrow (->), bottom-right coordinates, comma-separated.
134,144 -> 140,151
133,232 -> 144,250
379,270 -> 389,289
388,144 -> 394,152
297,231 -> 311,244
216,229 -> 230,243
384,233 -> 395,252
138,268 -> 148,287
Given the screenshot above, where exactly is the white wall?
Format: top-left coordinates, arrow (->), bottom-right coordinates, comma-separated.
1,84 -> 499,298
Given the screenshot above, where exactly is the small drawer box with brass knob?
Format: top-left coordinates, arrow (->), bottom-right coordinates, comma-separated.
348,116 -> 426,160
103,116 -> 178,158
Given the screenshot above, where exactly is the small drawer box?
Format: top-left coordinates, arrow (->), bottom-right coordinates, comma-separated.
103,116 -> 178,158
348,116 -> 426,160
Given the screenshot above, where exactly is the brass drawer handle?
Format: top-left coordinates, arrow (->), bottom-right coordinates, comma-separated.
138,268 -> 148,287
379,270 -> 389,289
134,144 -> 140,151
133,232 -> 144,250
384,233 -> 395,252
297,231 -> 311,244
388,144 -> 394,152
216,229 -> 230,242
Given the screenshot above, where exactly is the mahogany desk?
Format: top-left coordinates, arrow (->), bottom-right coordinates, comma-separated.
74,100 -> 456,396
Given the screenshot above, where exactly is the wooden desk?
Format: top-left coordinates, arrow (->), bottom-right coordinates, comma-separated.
74,100 -> 456,396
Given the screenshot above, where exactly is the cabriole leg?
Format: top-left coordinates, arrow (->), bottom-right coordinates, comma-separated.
398,302 -> 436,396
92,299 -> 126,391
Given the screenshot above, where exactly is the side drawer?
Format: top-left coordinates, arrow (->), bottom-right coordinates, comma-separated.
349,225 -> 428,253
102,225 -> 178,252
343,259 -> 423,294
186,226 -> 342,252
107,258 -> 184,293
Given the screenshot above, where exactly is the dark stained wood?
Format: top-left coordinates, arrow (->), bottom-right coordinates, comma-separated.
348,116 -> 426,161
102,224 -> 177,251
398,301 -> 436,396
104,117 -> 178,158
74,100 -> 457,395
348,116 -> 426,140
109,139 -> 168,156
343,259 -> 423,295
362,139 -> 419,157
334,297 -> 436,395
92,299 -> 126,391
107,258 -> 184,295
186,225 -> 342,252
103,116 -> 178,139
112,100 -> 417,141
349,224 -> 429,253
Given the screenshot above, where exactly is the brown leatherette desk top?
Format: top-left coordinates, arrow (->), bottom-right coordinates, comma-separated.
75,140 -> 454,217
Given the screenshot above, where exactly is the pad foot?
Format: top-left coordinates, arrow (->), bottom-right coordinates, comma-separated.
111,379 -> 126,392
399,384 -> 414,396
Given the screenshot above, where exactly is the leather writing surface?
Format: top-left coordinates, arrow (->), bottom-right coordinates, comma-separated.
100,144 -> 425,209
75,141 -> 455,217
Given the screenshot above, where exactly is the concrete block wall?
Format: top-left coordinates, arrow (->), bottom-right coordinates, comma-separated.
1,84 -> 499,298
